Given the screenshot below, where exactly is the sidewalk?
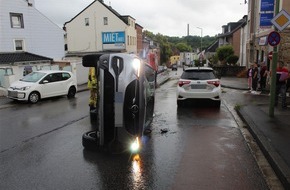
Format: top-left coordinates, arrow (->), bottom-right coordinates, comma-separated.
221,77 -> 290,189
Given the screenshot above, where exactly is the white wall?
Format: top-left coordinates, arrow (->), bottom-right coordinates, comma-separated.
0,0 -> 65,60
65,1 -> 137,53
239,24 -> 248,66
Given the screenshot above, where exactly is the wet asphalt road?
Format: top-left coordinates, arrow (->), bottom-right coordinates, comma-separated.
0,70 -> 269,190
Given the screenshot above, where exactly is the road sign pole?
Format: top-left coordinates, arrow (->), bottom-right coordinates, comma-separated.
269,0 -> 280,117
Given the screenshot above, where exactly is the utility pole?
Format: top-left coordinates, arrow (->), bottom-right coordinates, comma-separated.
269,0 -> 280,117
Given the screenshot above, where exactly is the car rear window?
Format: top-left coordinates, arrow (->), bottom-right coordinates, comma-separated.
181,70 -> 216,80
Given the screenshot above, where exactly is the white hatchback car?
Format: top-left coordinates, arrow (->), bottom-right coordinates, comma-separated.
7,70 -> 77,103
177,67 -> 221,107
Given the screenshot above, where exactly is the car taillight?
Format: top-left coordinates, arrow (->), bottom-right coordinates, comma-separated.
207,80 -> 220,87
178,80 -> 191,87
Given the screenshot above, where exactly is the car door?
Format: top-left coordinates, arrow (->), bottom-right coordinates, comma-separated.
60,72 -> 72,95
40,73 -> 63,98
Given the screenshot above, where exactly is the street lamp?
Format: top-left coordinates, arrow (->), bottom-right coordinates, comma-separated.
196,27 -> 203,53
197,27 -> 203,65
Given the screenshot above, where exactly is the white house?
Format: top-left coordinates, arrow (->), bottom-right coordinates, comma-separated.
64,0 -> 137,55
0,0 -> 65,95
0,0 -> 65,60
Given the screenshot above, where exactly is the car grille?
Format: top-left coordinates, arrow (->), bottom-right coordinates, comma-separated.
8,90 -> 18,98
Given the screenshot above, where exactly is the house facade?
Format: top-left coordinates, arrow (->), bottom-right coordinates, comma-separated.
247,0 -> 290,69
0,0 -> 65,60
217,16 -> 248,66
0,0 -> 65,95
64,0 -> 138,56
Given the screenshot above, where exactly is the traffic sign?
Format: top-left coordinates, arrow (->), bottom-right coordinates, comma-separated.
268,51 -> 273,60
267,31 -> 280,46
271,10 -> 290,31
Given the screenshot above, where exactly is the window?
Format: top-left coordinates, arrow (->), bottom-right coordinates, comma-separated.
85,18 -> 89,26
10,13 -> 24,28
14,40 -> 24,51
181,70 -> 216,80
62,73 -> 71,80
103,17 -> 108,25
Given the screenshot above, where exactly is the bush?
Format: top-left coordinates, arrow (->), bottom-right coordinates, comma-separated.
216,45 -> 234,64
227,55 -> 239,65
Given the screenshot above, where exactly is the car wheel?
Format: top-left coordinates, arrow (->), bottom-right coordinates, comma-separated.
67,86 -> 76,98
82,131 -> 99,151
29,92 -> 40,103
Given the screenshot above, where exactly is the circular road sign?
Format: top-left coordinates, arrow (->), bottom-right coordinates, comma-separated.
268,31 -> 281,46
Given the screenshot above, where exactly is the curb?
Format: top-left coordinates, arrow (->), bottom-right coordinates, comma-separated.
221,84 -> 249,91
237,106 -> 290,189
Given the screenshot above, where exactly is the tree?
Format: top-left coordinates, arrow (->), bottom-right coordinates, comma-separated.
175,42 -> 192,52
216,45 -> 235,64
227,55 -> 239,65
155,33 -> 173,64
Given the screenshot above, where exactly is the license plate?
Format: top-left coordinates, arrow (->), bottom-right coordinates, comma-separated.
191,84 -> 206,89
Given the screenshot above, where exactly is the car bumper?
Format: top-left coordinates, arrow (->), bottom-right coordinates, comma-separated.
7,90 -> 28,101
177,88 -> 221,101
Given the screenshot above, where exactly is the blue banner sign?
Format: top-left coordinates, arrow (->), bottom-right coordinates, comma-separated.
261,0 -> 274,12
102,31 -> 125,44
260,13 -> 274,27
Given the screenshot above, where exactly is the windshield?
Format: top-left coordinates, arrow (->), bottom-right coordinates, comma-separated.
20,72 -> 46,82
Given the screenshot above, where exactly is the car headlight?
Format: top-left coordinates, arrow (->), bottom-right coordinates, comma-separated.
130,137 -> 140,153
132,58 -> 141,78
19,86 -> 31,91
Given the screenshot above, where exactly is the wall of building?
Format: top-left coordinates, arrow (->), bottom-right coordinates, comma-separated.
0,0 -> 65,60
278,27 -> 290,64
65,1 -> 137,54
125,18 -> 137,54
283,0 -> 290,13
66,2 -> 126,52
136,25 -> 143,56
232,29 -> 241,57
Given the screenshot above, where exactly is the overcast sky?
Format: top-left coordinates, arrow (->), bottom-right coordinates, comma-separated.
34,0 -> 248,37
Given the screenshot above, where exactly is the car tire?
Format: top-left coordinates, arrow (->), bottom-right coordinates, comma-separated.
29,91 -> 40,103
67,86 -> 76,98
82,131 -> 99,151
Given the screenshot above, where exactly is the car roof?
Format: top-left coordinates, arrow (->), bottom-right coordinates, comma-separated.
33,70 -> 71,74
183,67 -> 213,71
